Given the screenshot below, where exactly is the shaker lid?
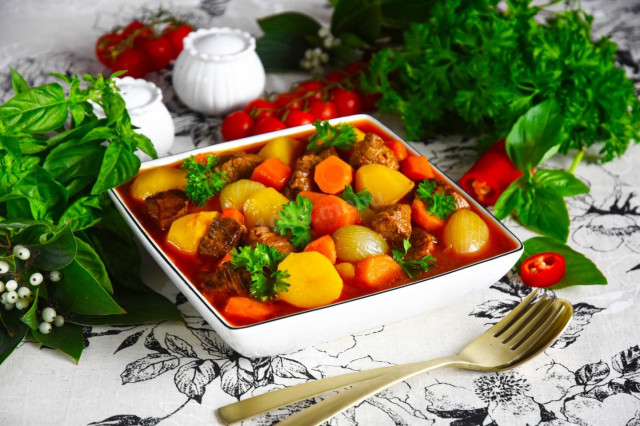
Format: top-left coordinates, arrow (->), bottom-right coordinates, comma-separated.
183,27 -> 256,62
114,77 -> 163,115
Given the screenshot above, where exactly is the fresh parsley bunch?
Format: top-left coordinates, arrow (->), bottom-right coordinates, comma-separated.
274,196 -> 313,248
416,180 -> 456,219
181,155 -> 227,206
230,244 -> 290,301
338,185 -> 372,211
392,239 -> 436,279
307,120 -> 357,151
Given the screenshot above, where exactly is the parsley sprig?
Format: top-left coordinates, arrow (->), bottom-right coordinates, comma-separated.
307,120 -> 357,151
274,195 -> 313,248
230,243 -> 291,301
338,185 -> 372,211
392,239 -> 436,279
181,155 -> 227,206
416,180 -> 456,219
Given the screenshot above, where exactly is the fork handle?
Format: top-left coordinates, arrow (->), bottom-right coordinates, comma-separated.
217,356 -> 457,425
276,356 -> 460,426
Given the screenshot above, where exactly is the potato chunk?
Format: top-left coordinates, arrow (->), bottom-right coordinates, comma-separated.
131,168 -> 187,201
167,211 -> 219,254
277,252 -> 343,308
243,187 -> 289,228
354,164 -> 414,208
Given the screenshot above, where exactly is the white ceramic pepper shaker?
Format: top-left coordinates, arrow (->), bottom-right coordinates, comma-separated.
172,27 -> 266,115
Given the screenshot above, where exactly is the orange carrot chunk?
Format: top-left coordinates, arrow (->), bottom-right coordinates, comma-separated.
304,235 -> 337,264
385,140 -> 409,161
311,195 -> 359,235
314,155 -> 353,195
401,155 -> 435,181
221,208 -> 245,225
411,198 -> 445,232
298,190 -> 326,204
223,297 -> 275,322
250,157 -> 292,191
355,254 -> 404,289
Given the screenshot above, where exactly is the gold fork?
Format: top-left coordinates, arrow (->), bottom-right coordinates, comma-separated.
217,289 -> 573,425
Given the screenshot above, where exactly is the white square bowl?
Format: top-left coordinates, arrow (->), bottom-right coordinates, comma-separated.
109,114 -> 523,357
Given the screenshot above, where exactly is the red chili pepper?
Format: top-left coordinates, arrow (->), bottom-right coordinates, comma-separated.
520,252 -> 566,288
458,139 -> 523,206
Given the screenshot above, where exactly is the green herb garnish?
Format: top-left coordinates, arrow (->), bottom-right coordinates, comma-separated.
181,155 -> 227,206
338,185 -> 372,211
307,120 -> 357,151
230,243 -> 291,300
274,195 -> 313,248
392,239 -> 436,279
416,180 -> 456,219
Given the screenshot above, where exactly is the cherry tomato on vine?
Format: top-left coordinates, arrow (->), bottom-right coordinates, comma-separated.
122,21 -> 154,45
111,48 -> 150,78
162,23 -> 193,58
308,100 -> 338,120
284,108 -> 315,127
221,111 -> 254,141
244,98 -> 277,121
252,116 -> 287,135
138,36 -> 174,71
520,252 -> 566,288
294,81 -> 325,101
95,33 -> 123,66
274,92 -> 304,110
331,88 -> 362,116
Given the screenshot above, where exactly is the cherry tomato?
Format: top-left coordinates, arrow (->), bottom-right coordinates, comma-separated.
138,36 -> 174,71
121,21 -> 154,46
162,23 -> 193,58
324,71 -> 346,83
294,81 -> 325,101
111,48 -> 150,78
308,100 -> 338,121
221,111 -> 254,141
244,98 -> 277,120
95,33 -> 123,66
520,252 -> 566,288
252,116 -> 287,135
274,92 -> 304,110
331,88 -> 362,116
284,108 -> 315,127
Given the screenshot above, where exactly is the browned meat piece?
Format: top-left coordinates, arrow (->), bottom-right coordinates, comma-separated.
349,133 -> 399,170
145,189 -> 189,230
370,204 -> 412,247
199,217 -> 247,258
406,228 -> 437,260
200,263 -> 252,298
283,153 -> 322,199
246,226 -> 295,254
433,180 -> 469,209
317,146 -> 338,160
217,152 -> 263,183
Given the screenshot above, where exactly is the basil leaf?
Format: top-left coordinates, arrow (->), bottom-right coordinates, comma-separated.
133,133 -> 157,159
58,195 -> 103,232
0,322 -> 28,365
31,322 -> 84,363
332,0 -> 381,44
256,32 -> 313,71
518,236 -> 607,289
0,83 -> 68,133
533,169 -> 589,197
258,12 -> 321,37
91,142 -> 140,194
43,140 -> 105,187
505,99 -> 564,173
0,135 -> 22,160
10,68 -> 29,95
380,0 -> 433,29
10,165 -> 69,221
80,126 -> 118,144
517,187 -> 570,243
494,176 -> 526,220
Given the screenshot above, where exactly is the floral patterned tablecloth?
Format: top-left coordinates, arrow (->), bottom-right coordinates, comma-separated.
1,0 -> 640,425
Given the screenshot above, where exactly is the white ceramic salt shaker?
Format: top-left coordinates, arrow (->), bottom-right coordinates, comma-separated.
172,27 -> 266,115
114,77 -> 175,161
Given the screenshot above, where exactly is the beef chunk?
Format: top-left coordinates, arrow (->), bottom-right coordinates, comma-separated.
217,152 -> 263,183
199,217 -> 246,258
283,153 -> 322,199
246,226 -> 295,254
432,180 -> 469,210
145,189 -> 189,230
406,228 -> 437,260
370,204 -> 412,247
349,133 -> 399,170
317,146 -> 338,160
200,263 -> 251,298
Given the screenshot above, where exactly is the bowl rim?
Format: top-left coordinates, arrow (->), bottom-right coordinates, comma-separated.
109,114 -> 523,331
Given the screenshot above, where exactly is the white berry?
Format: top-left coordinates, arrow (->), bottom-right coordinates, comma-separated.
29,272 -> 44,286
42,307 -> 56,323
0,281 -> 4,292
3,302 -> 14,311
13,245 -> 31,260
0,261 -> 9,274
5,280 -> 18,291
0,293 -> 7,304
53,315 -> 65,327
38,322 -> 52,334
5,291 -> 18,304
49,271 -> 62,282
17,286 -> 31,299
15,299 -> 29,310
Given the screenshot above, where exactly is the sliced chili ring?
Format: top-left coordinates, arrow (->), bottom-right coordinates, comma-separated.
520,252 -> 566,288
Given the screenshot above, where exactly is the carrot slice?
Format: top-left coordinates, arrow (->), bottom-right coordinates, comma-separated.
411,198 -> 445,232
314,155 -> 353,195
311,195 -> 359,235
223,297 -> 275,322
220,208 -> 244,225
298,190 -> 326,204
250,157 -> 292,191
304,235 -> 337,264
401,155 -> 435,181
385,140 -> 409,161
355,255 -> 404,289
